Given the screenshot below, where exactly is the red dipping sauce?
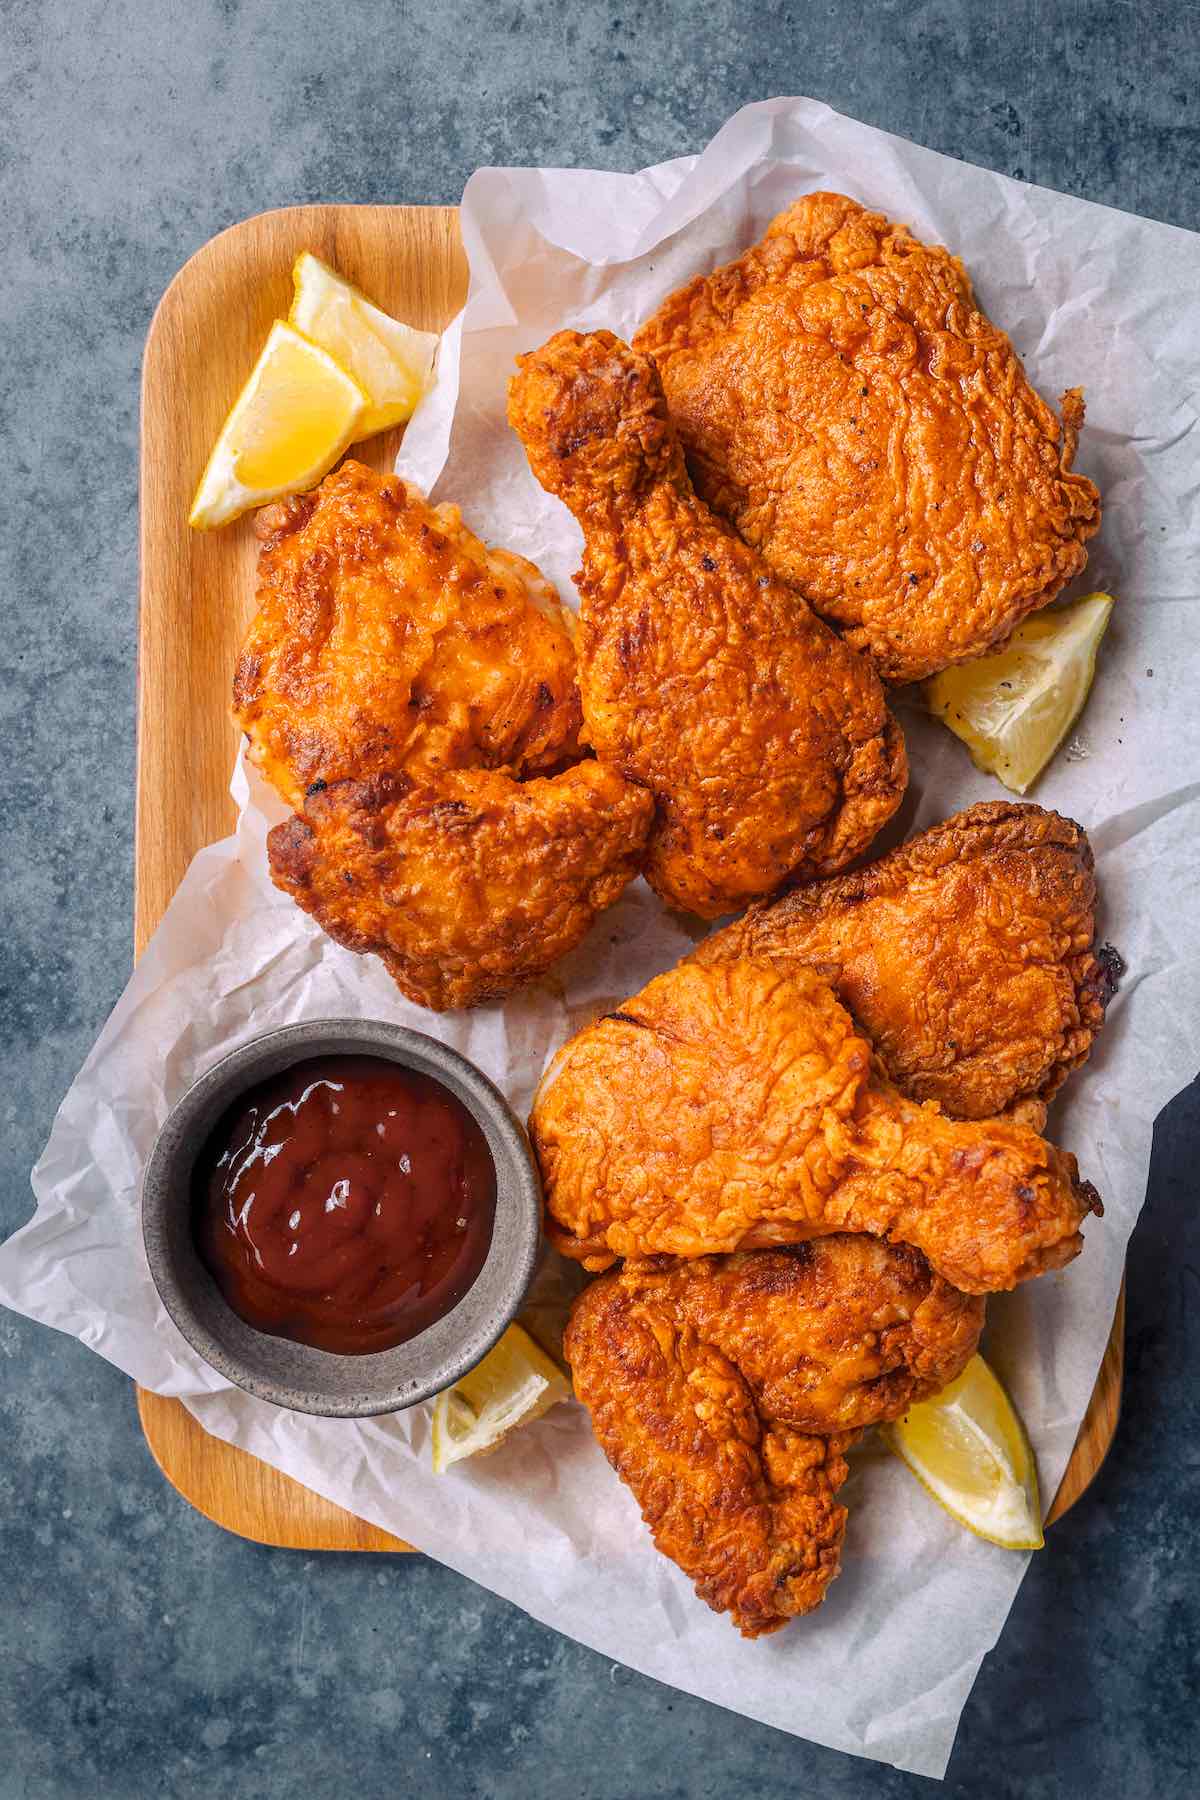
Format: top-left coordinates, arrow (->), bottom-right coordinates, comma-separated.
192,1054 -> 496,1354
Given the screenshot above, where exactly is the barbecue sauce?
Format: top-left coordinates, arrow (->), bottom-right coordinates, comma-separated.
193,1054 -> 496,1354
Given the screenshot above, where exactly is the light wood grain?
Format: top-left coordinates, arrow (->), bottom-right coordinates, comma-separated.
137,204 -> 466,1552
1045,1279 -> 1125,1525
136,203 -> 466,946
137,1389 -> 410,1550
135,201 -> 1121,1552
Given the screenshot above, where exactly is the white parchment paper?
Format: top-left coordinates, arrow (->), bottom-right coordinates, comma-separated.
3,99 -> 1199,1778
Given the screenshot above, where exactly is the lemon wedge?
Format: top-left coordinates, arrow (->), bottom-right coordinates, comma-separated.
431,1322 -> 569,1474
290,251 -> 438,438
882,1354 -> 1043,1550
926,593 -> 1114,793
189,320 -> 366,529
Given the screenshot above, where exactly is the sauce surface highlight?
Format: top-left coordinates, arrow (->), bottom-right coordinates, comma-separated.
193,1054 -> 496,1354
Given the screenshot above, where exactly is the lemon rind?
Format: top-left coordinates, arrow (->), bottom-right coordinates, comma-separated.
926,593 -> 1114,794
289,251 -> 438,441
188,319 -> 367,530
430,1323 -> 570,1474
882,1355 -> 1045,1552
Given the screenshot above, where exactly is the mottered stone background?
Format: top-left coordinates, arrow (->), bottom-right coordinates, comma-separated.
1,3 -> 1197,1796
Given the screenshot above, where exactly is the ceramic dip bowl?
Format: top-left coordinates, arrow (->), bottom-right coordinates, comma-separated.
141,1018 -> 542,1417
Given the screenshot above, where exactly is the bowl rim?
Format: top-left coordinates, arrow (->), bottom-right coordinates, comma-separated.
141,1017 -> 543,1417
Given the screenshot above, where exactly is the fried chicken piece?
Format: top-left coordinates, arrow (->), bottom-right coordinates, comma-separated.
507,330 -> 906,919
571,1238 -> 983,1438
697,801 -> 1120,1122
565,1239 -> 983,1636
636,192 -> 1102,684
531,957 -> 1099,1291
268,762 -> 653,1011
239,459 -> 654,1010
234,459 -> 582,810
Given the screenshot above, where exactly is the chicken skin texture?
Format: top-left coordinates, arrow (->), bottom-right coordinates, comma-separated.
234,460 -> 582,810
636,192 -> 1102,684
531,958 -> 1099,1292
507,330 -> 906,919
268,762 -> 653,1012
698,801 -> 1119,1122
564,1239 -> 983,1636
240,460 -> 654,1010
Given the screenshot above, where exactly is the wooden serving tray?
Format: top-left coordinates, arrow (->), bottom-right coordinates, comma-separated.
136,202 -> 1122,1549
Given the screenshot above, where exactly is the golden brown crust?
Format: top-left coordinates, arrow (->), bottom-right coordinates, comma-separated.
697,800 -> 1115,1119
567,1296 -> 854,1637
235,460 -> 582,810
239,460 -> 658,1011
572,1240 -> 984,1435
635,192 -> 1102,684
267,761 -> 653,1012
507,329 -> 907,919
564,1238 -> 983,1636
531,957 -> 1098,1291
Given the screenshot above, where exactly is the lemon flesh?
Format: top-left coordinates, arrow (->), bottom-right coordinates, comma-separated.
882,1353 -> 1044,1550
290,251 -> 438,438
926,593 -> 1114,794
189,320 -> 366,529
431,1322 -> 569,1474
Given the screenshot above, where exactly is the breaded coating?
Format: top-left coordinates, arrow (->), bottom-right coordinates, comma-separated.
532,957 -> 1100,1291
268,762 -> 653,1012
565,1239 -> 983,1636
636,193 -> 1101,683
238,460 -> 654,1010
234,460 -> 582,810
698,801 -> 1119,1121
508,329 -> 906,919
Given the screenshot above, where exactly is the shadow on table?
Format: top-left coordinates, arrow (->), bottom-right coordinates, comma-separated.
944,1074 -> 1200,1796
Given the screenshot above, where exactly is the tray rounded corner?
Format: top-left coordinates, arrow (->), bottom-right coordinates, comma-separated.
136,1387 -> 413,1553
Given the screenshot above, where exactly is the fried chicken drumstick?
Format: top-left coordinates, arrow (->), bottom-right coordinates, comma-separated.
532,957 -> 1099,1292
698,801 -> 1119,1122
565,1239 -> 984,1636
508,329 -> 906,918
636,193 -> 1101,683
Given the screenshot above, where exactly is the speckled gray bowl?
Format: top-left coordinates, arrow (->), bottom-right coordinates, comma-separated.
141,1018 -> 542,1417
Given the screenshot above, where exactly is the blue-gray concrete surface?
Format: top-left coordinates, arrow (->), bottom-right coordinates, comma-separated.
2,2 -> 1197,1794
